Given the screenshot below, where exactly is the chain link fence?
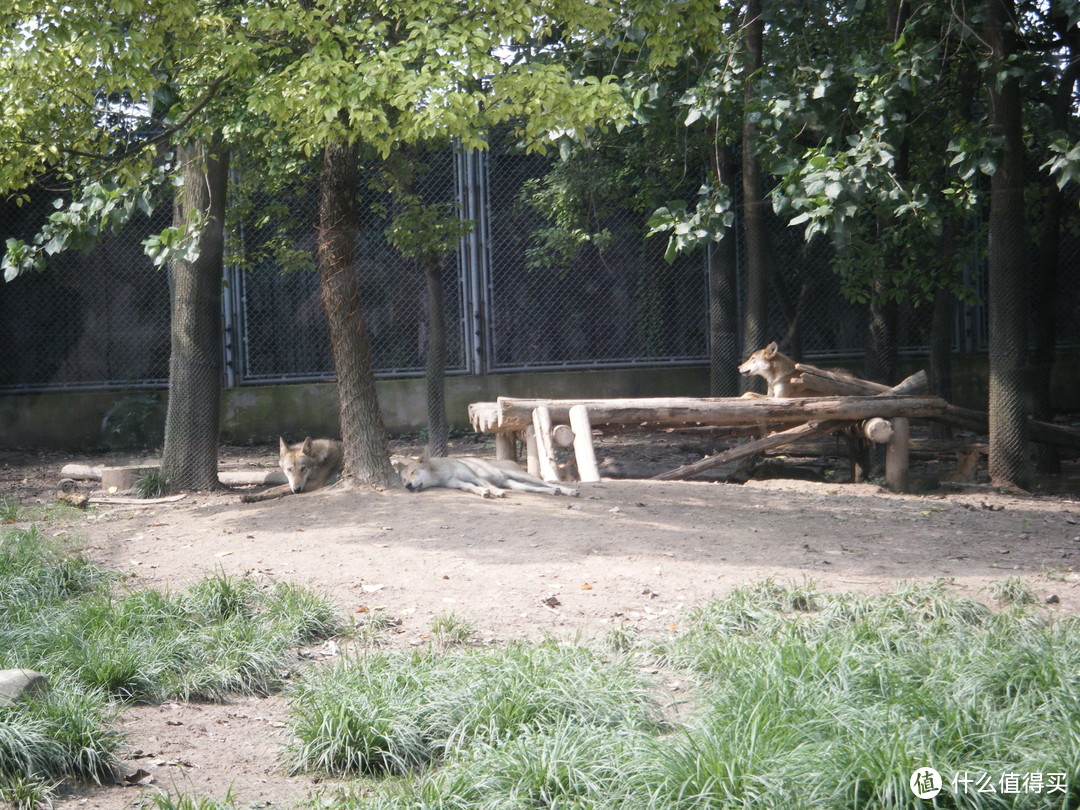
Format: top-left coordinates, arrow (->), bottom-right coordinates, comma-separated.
1,146 -> 1078,403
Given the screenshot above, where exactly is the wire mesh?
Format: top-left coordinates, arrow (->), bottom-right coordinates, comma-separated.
0,150 -> 1078,405
484,149 -> 709,371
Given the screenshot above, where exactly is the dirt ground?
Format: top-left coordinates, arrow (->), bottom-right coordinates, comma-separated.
3,432 -> 1080,809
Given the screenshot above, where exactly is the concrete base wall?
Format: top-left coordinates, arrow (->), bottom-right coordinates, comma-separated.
2,351 -> 1077,451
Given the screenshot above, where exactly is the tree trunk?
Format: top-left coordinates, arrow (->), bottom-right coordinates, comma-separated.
1031,16 -> 1077,474
316,139 -> 397,487
983,0 -> 1031,489
424,254 -> 449,457
741,0 -> 768,393
160,137 -> 229,491
709,144 -> 740,396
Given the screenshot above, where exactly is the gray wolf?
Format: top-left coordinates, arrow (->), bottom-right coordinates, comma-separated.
400,456 -> 579,498
737,341 -> 824,398
240,437 -> 343,503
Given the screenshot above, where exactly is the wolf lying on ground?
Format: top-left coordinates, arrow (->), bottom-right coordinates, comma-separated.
400,456 -> 579,498
239,437 -> 343,503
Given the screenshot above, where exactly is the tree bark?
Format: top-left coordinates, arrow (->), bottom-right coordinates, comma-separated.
161,136 -> 228,491
317,139 -> 397,487
983,0 -> 1031,489
741,0 -> 768,393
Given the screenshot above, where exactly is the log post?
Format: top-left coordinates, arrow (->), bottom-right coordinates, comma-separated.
525,426 -> 540,477
886,417 -> 910,493
531,406 -> 560,482
569,405 -> 600,483
860,417 -> 894,444
495,431 -> 517,461
552,424 -> 575,448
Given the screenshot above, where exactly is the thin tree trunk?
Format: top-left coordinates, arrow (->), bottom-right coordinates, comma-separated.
983,0 -> 1030,489
424,254 -> 449,457
161,136 -> 228,491
1031,17 -> 1077,474
741,0 -> 768,393
710,143 -> 739,396
317,139 -> 397,487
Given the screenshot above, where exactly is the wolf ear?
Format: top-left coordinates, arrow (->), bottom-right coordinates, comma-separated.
279,436 -> 289,453
419,446 -> 430,463
764,341 -> 779,357
301,437 -> 314,455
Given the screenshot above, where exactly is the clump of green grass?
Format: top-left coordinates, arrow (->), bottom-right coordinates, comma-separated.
0,498 -> 21,523
288,642 -> 665,777
988,575 -> 1039,606
134,468 -> 170,499
430,612 -> 476,647
0,525 -> 343,804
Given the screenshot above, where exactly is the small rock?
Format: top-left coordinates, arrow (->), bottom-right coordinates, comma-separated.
1046,594 -> 1060,605
0,669 -> 49,707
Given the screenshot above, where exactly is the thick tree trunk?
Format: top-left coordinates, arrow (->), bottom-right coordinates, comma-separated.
709,144 -> 740,396
317,139 -> 397,487
741,0 -> 768,393
983,0 -> 1031,489
161,137 -> 228,491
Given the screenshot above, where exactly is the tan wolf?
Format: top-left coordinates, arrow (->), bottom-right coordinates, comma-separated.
738,341 -> 829,398
739,342 -> 873,480
400,456 -> 579,498
240,437 -> 343,503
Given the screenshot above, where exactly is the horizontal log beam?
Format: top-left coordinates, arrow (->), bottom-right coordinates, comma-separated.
490,395 -> 949,431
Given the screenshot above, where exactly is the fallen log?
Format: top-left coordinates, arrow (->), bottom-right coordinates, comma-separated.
492,394 -> 948,431
651,420 -> 850,481
59,464 -> 286,486
931,405 -> 1080,452
791,364 -> 895,395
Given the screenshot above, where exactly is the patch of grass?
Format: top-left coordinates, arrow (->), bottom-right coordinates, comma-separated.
288,643 -> 665,777
0,498 -> 21,523
134,468 -> 171,498
650,580 -> 1080,809
0,525 -> 344,804
148,789 -> 240,809
430,613 -> 476,647
988,575 -> 1039,606
331,581 -> 1080,810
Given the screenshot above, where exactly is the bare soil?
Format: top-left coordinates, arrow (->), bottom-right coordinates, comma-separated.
3,433 -> 1079,809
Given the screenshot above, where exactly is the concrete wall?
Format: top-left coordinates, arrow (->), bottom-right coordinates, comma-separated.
0,366 -> 710,450
2,352 -> 1077,451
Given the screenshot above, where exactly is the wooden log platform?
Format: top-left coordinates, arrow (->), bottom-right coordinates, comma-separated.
473,394 -> 949,432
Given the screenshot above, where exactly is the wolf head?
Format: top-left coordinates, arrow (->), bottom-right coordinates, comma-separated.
737,341 -> 780,378
399,459 -> 430,492
280,436 -> 318,493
